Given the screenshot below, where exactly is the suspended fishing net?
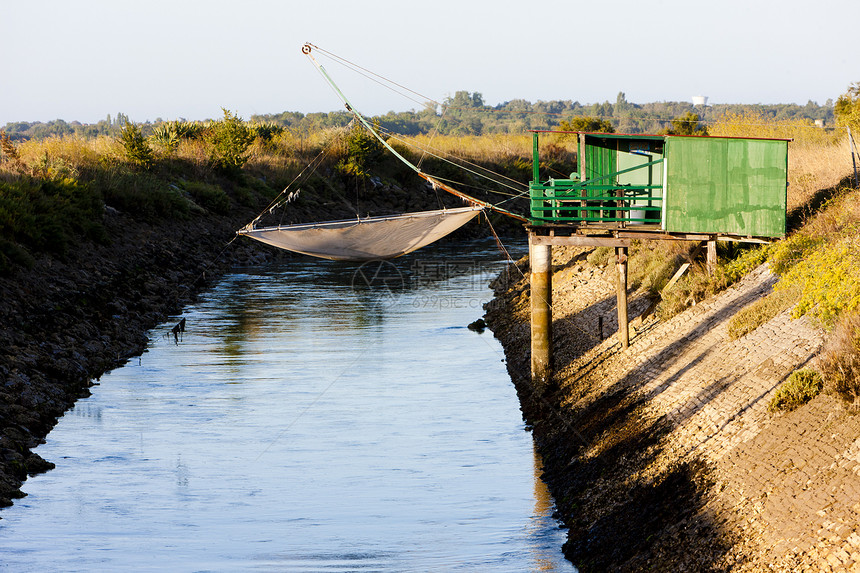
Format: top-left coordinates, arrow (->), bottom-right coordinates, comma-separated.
238,206 -> 482,261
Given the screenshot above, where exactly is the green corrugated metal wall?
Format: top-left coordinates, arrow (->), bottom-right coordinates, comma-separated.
664,137 -> 787,237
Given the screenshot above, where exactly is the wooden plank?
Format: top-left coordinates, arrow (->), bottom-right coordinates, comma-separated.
530,235 -> 631,248
662,242 -> 704,293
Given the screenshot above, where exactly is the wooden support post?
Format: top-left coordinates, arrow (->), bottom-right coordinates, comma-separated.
849,126 -> 859,190
615,246 -> 629,349
530,236 -> 552,386
707,238 -> 717,276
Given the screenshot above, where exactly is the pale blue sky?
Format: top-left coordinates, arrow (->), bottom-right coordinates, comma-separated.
3,0 -> 858,125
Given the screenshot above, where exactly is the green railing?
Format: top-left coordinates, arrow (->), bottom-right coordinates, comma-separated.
529,158 -> 664,225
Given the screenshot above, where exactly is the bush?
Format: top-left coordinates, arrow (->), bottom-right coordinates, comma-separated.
587,246 -> 613,267
119,121 -> 154,168
0,236 -> 35,274
206,109 -> 254,175
768,369 -> 823,412
661,112 -> 708,136
337,121 -> 384,178
150,124 -> 180,154
778,236 -> 860,327
100,172 -> 190,221
0,177 -> 107,266
819,310 -> 860,409
182,181 -> 230,214
657,244 -> 770,320
558,117 -> 614,134
835,82 -> 860,132
768,233 -> 824,275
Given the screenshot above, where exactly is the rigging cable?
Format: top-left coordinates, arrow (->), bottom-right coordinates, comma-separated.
379,127 -> 529,195
306,43 -> 837,135
303,43 -> 528,223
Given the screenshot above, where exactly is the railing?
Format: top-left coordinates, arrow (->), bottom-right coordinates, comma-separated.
529,159 -> 664,226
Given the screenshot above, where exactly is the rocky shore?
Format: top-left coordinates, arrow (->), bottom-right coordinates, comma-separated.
0,204 -> 275,508
485,247 -> 860,572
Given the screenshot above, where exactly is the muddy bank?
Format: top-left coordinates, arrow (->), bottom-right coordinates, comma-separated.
0,203 -> 280,506
485,247 -> 860,571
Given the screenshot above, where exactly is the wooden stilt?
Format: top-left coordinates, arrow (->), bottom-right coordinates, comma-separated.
529,235 -> 552,386
707,239 -> 717,276
615,246 -> 629,349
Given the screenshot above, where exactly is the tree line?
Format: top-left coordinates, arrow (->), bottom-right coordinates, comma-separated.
2,91 -> 838,142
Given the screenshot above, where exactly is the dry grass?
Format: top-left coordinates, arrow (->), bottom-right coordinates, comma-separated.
727,285 -> 801,340
819,310 -> 860,410
399,133 -> 533,164
788,138 -> 854,212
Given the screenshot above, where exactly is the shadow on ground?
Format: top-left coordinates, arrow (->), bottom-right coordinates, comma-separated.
486,268 -> 774,571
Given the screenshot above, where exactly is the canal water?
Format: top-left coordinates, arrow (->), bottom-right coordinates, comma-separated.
0,239 -> 574,572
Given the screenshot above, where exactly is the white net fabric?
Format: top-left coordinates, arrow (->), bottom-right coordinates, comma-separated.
238,207 -> 483,261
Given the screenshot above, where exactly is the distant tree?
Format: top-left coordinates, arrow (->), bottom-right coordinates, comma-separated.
662,112 -> 708,136
615,92 -> 630,113
446,91 -> 485,109
558,117 -> 615,133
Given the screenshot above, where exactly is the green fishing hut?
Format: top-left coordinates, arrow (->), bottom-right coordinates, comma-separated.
526,130 -> 790,377
529,131 -> 789,239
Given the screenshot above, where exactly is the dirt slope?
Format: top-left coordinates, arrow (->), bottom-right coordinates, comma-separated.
485,247 -> 860,572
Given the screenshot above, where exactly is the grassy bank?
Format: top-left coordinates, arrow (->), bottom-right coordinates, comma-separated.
0,116 -> 544,276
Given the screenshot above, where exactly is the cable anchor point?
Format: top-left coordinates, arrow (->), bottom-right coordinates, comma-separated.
302,44 -> 312,55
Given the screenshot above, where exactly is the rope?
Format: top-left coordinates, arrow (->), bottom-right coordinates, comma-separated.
244,142 -> 333,230
379,128 -> 529,194
304,45 -> 528,223
306,43 -> 836,133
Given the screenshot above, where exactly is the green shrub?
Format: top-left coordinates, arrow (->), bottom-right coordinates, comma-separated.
100,172 -> 190,221
206,109 -> 254,175
251,122 -> 285,144
171,121 -> 206,140
558,117 -> 615,134
119,121 -> 154,168
657,244 -> 770,320
150,125 -> 180,154
777,236 -> 860,327
587,246 -> 613,267
182,181 -> 230,214
768,369 -> 823,412
627,241 -> 691,296
337,121 -> 384,178
0,236 -> 35,274
768,233 -> 824,275
0,177 -> 107,266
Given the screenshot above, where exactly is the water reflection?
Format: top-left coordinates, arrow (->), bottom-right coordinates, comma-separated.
0,238 -> 576,571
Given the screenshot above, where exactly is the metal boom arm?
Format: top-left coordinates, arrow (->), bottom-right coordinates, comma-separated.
303,43 -> 527,223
